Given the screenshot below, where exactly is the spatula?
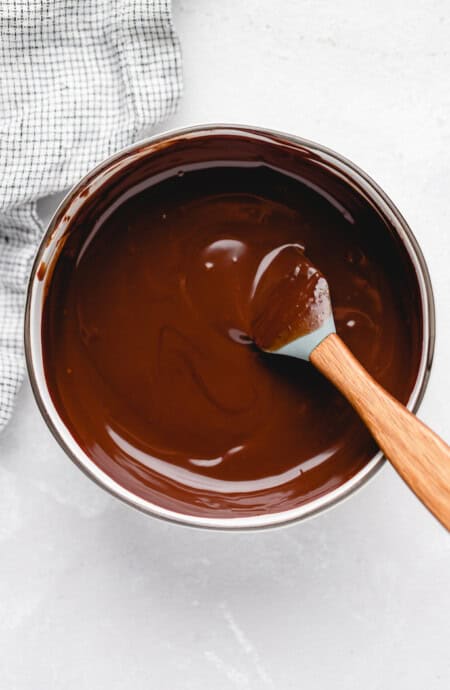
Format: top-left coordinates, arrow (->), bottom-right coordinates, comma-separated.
251,244 -> 450,530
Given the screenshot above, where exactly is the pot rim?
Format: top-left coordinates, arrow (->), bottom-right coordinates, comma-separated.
24,124 -> 436,531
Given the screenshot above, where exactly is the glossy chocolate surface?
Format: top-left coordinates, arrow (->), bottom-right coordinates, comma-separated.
41,133 -> 423,517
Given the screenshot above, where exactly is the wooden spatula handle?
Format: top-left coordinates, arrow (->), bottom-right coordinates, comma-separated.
311,333 -> 450,530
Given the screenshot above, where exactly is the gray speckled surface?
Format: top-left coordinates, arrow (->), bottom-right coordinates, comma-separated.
1,1 -> 449,687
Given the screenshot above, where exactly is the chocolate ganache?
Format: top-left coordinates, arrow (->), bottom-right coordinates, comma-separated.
41,132 -> 422,517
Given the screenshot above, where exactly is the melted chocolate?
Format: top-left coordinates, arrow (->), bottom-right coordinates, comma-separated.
41,133 -> 422,518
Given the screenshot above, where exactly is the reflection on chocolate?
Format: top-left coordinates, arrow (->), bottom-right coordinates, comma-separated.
41,133 -> 422,518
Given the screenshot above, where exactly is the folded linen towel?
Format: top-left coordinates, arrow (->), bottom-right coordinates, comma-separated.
0,0 -> 182,430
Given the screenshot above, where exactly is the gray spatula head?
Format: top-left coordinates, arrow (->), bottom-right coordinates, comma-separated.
250,244 -> 335,360
268,314 -> 336,361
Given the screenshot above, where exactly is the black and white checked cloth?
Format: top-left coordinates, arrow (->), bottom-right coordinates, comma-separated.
0,1 -> 182,431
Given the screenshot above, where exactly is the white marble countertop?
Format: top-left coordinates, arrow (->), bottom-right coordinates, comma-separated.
1,1 -> 449,688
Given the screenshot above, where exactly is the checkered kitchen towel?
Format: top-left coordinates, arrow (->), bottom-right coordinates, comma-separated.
0,1 -> 182,431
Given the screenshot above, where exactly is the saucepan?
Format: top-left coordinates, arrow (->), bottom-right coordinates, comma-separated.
24,125 -> 435,530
